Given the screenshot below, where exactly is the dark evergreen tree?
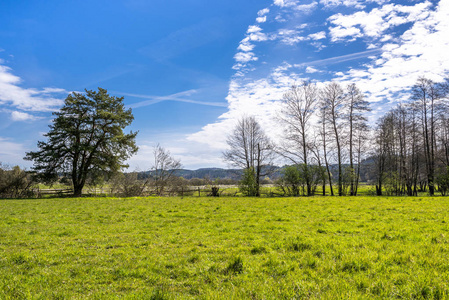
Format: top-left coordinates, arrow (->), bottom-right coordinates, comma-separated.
26,88 -> 138,196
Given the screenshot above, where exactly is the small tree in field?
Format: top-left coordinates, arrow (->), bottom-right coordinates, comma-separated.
223,116 -> 275,197
151,144 -> 182,195
239,167 -> 258,196
25,88 -> 138,196
276,165 -> 303,196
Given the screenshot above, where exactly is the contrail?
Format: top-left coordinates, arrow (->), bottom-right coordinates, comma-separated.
295,48 -> 382,68
113,89 -> 228,108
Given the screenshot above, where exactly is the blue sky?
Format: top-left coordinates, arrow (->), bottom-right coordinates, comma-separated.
1,0 -> 449,170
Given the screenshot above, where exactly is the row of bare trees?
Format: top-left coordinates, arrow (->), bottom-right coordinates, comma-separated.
224,76 -> 449,196
278,81 -> 371,196
374,77 -> 449,196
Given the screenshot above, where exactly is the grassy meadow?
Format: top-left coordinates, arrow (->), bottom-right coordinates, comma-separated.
1,196 -> 448,299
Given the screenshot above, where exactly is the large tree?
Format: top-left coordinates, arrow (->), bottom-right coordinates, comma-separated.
25,88 -> 138,196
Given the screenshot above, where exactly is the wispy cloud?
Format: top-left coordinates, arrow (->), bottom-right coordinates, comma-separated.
320,0 -> 389,10
122,90 -> 228,108
274,0 -> 318,12
295,48 -> 383,68
0,63 -> 65,113
10,111 -> 39,121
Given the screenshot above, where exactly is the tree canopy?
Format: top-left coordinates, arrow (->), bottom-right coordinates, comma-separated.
25,88 -> 138,196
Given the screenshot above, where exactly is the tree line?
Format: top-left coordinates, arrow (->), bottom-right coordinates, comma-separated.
1,76 -> 448,198
223,77 -> 449,197
374,77 -> 449,196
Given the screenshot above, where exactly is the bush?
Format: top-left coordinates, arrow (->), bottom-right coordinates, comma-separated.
276,165 -> 303,196
436,167 -> 449,196
109,172 -> 146,197
0,163 -> 36,198
239,167 -> 258,196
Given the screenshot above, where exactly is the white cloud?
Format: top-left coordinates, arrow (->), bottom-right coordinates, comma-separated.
258,8 -> 270,16
248,31 -> 269,42
255,7 -> 270,23
308,31 -> 326,40
305,66 -> 319,73
320,0 -> 389,9
0,63 -> 65,112
237,40 -> 255,52
274,0 -> 285,7
247,25 -> 262,33
187,69 -> 306,150
256,16 -> 267,23
234,52 -> 258,63
273,0 -> 318,12
275,14 -> 287,22
380,34 -> 393,42
10,111 -> 38,121
277,28 -> 305,45
328,26 -> 363,41
328,1 -> 433,42
332,0 -> 449,103
274,28 -> 327,46
293,2 -> 318,12
321,0 -> 365,9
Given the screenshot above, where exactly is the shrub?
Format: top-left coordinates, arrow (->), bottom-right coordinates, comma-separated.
0,163 -> 36,198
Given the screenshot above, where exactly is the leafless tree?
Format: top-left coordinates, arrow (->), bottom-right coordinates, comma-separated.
223,116 -> 275,196
278,81 -> 318,196
151,144 -> 182,195
316,104 -> 334,196
310,135 -> 328,196
353,122 -> 370,195
412,77 -> 441,195
346,83 -> 371,195
321,82 -> 346,196
372,101 -> 426,196
110,171 -> 146,197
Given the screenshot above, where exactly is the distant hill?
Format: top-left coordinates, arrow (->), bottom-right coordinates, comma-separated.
137,159 -> 376,182
175,168 -> 242,180
138,167 -> 281,181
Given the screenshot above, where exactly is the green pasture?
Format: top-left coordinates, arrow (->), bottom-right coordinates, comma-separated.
1,196 -> 448,299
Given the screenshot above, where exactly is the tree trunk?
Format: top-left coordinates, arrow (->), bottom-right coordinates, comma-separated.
73,183 -> 83,197
256,144 -> 261,197
333,118 -> 343,196
349,100 -> 354,196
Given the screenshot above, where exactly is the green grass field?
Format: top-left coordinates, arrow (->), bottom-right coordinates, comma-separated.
1,196 -> 448,299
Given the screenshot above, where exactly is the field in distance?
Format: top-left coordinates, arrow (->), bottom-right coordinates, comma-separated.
1,196 -> 448,299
